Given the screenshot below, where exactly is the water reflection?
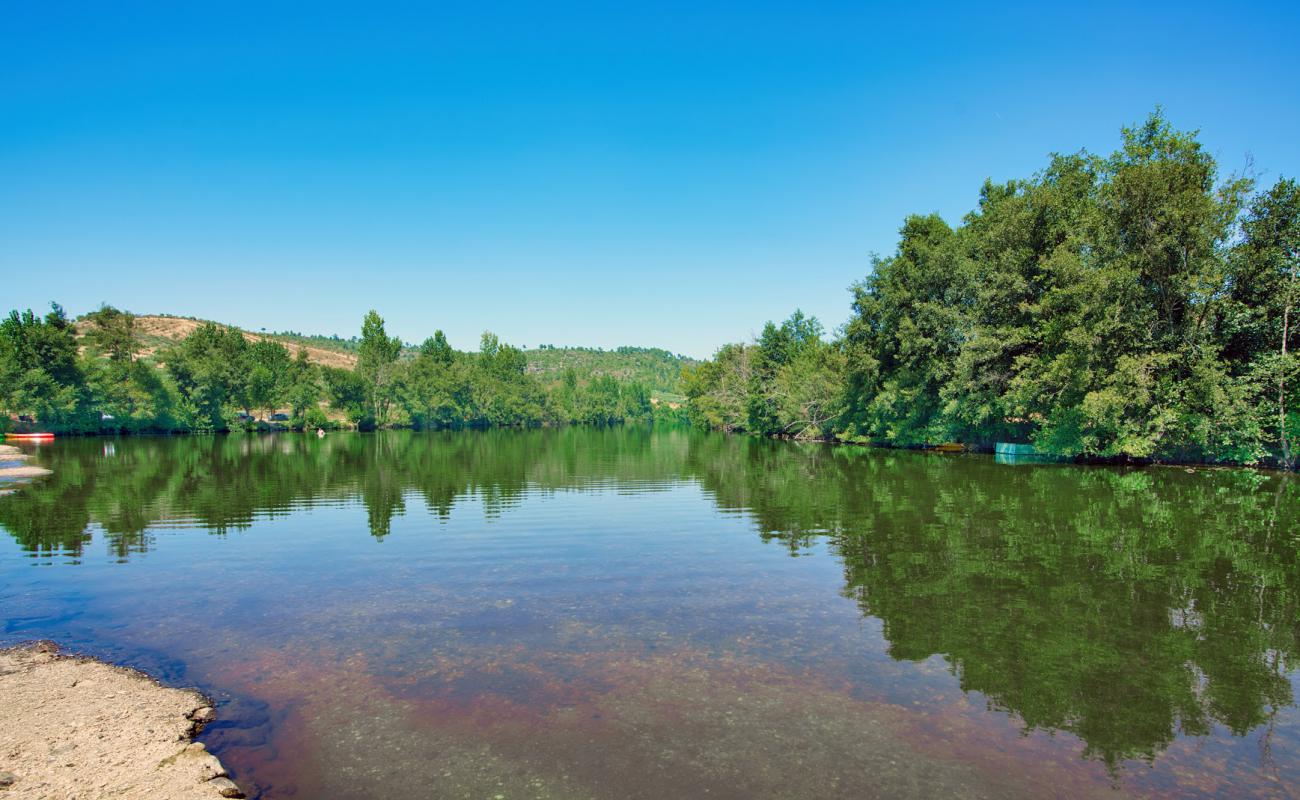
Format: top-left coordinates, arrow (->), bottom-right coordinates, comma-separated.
2,429 -> 1298,792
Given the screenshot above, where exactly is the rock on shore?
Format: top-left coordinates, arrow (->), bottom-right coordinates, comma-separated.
0,643 -> 246,799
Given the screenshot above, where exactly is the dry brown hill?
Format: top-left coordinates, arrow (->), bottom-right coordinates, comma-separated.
79,315 -> 359,370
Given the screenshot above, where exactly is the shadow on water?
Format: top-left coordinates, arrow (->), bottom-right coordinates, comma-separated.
1,428 -> 1298,797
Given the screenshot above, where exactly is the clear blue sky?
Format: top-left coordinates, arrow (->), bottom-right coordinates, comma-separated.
3,1 -> 1297,358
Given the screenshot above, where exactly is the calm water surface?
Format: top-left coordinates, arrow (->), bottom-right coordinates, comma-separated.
2,428 -> 1298,798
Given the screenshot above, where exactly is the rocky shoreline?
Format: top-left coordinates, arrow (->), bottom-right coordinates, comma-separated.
0,642 -> 246,799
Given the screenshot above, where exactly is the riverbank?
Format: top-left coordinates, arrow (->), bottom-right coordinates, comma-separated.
10,426 -> 1295,472
745,431 -> 1300,472
0,643 -> 245,799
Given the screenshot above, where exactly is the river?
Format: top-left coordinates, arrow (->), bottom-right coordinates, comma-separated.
2,428 -> 1296,798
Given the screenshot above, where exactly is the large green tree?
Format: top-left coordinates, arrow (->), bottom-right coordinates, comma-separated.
284,348 -> 322,422
163,323 -> 251,429
0,304 -> 92,430
1226,179 -> 1300,466
841,213 -> 971,445
356,310 -> 403,427
247,338 -> 292,420
83,304 -> 139,362
395,332 -> 464,429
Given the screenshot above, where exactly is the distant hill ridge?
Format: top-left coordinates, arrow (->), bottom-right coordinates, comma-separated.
97,315 -> 697,397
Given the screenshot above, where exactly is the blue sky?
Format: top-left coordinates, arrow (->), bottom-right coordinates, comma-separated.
3,1 -> 1297,358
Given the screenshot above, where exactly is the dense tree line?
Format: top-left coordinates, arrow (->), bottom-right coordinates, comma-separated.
685,112 -> 1300,466
0,305 -> 675,434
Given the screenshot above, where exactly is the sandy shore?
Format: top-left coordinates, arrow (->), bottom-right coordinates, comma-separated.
0,643 -> 245,799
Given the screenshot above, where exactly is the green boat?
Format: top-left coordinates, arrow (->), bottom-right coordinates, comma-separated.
994,442 -> 1067,465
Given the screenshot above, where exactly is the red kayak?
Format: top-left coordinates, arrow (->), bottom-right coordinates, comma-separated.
5,432 -> 55,440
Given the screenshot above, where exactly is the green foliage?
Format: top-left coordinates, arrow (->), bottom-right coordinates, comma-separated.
322,366 -> 369,424
420,330 -> 454,365
356,310 -> 403,426
3,299 -> 694,436
1230,178 -> 1300,466
689,111 -> 1298,466
284,348 -> 321,420
386,328 -> 660,431
82,304 -> 139,362
686,311 -> 844,440
262,329 -> 362,354
0,314 -> 327,434
163,323 -> 252,429
300,405 -> 330,430
0,304 -> 95,432
84,358 -> 181,433
394,338 -> 469,429
525,344 -> 697,399
247,338 -> 292,420
683,343 -> 753,432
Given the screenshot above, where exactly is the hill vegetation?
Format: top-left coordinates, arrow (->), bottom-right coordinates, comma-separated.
88,315 -> 695,400
1,308 -> 689,434
525,345 -> 696,401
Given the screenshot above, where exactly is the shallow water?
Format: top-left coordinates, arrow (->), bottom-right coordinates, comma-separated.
2,428 -> 1298,798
